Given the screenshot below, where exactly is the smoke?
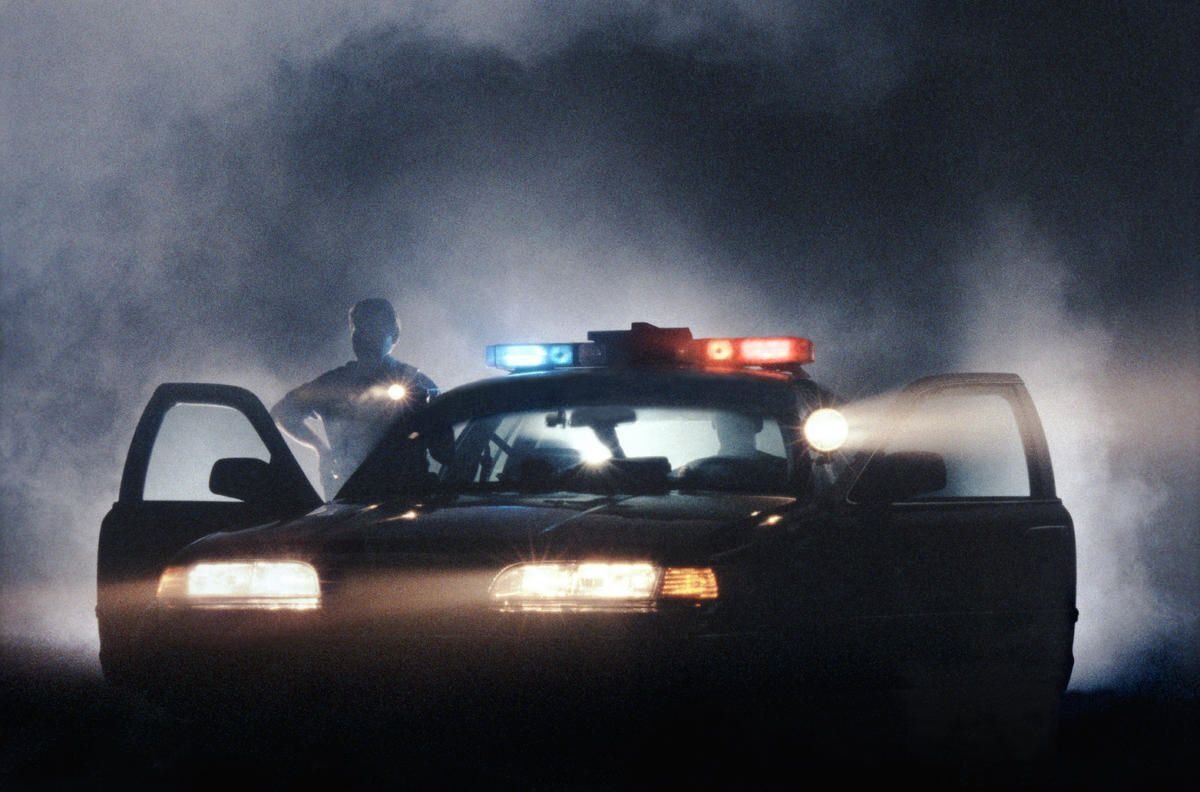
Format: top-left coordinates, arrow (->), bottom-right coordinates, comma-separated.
953,210 -> 1199,690
3,2 -> 1197,693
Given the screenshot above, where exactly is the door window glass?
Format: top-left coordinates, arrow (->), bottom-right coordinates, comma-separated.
885,390 -> 1029,498
144,403 -> 269,501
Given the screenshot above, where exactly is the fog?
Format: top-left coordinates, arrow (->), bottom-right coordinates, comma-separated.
2,2 -> 1196,692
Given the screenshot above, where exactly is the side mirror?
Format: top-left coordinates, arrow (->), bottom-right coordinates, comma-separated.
209,457 -> 276,503
850,451 -> 947,503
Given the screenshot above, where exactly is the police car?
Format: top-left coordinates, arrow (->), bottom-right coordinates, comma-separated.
96,322 -> 1076,760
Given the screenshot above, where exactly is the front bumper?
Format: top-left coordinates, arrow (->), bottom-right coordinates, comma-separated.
137,602 -> 764,705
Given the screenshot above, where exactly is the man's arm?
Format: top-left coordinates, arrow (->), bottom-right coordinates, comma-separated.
270,383 -> 331,458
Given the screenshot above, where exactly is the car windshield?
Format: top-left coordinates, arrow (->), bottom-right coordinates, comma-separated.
339,371 -> 838,501
441,405 -> 791,493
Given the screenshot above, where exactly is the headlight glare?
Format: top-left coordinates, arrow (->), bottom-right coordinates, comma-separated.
491,562 -> 659,605
158,561 -> 320,610
489,561 -> 718,612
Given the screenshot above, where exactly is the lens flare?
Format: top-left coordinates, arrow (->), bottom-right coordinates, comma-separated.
804,408 -> 849,452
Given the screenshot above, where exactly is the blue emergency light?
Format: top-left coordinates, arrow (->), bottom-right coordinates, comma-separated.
486,343 -> 578,371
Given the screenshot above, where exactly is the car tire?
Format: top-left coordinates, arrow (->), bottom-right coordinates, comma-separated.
97,621 -> 139,688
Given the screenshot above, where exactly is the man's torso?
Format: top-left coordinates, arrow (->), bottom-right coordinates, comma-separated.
308,358 -> 436,491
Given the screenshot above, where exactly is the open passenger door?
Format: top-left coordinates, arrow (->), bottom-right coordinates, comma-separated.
833,372 -> 1076,688
96,383 -> 322,684
839,372 -> 1077,759
770,373 -> 1076,758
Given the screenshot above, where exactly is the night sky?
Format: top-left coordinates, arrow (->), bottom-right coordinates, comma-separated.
2,1 -> 1197,694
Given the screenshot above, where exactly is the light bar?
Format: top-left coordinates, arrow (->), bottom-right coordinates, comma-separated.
486,324 -> 813,373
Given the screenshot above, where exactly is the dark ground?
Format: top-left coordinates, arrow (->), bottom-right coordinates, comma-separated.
1,641 -> 1196,790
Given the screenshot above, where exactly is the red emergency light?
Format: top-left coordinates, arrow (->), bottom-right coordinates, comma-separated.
694,336 -> 813,368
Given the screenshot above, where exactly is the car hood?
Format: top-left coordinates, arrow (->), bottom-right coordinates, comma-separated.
176,491 -> 798,568
168,492 -> 797,624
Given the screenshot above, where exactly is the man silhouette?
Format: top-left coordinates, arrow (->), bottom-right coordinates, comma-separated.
682,411 -> 789,490
271,298 -> 438,498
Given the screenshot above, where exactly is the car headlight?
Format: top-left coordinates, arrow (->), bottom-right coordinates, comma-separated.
157,561 -> 321,610
489,562 -> 717,612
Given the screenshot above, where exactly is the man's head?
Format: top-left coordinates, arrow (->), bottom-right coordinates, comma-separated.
713,412 -> 763,457
349,298 -> 400,363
